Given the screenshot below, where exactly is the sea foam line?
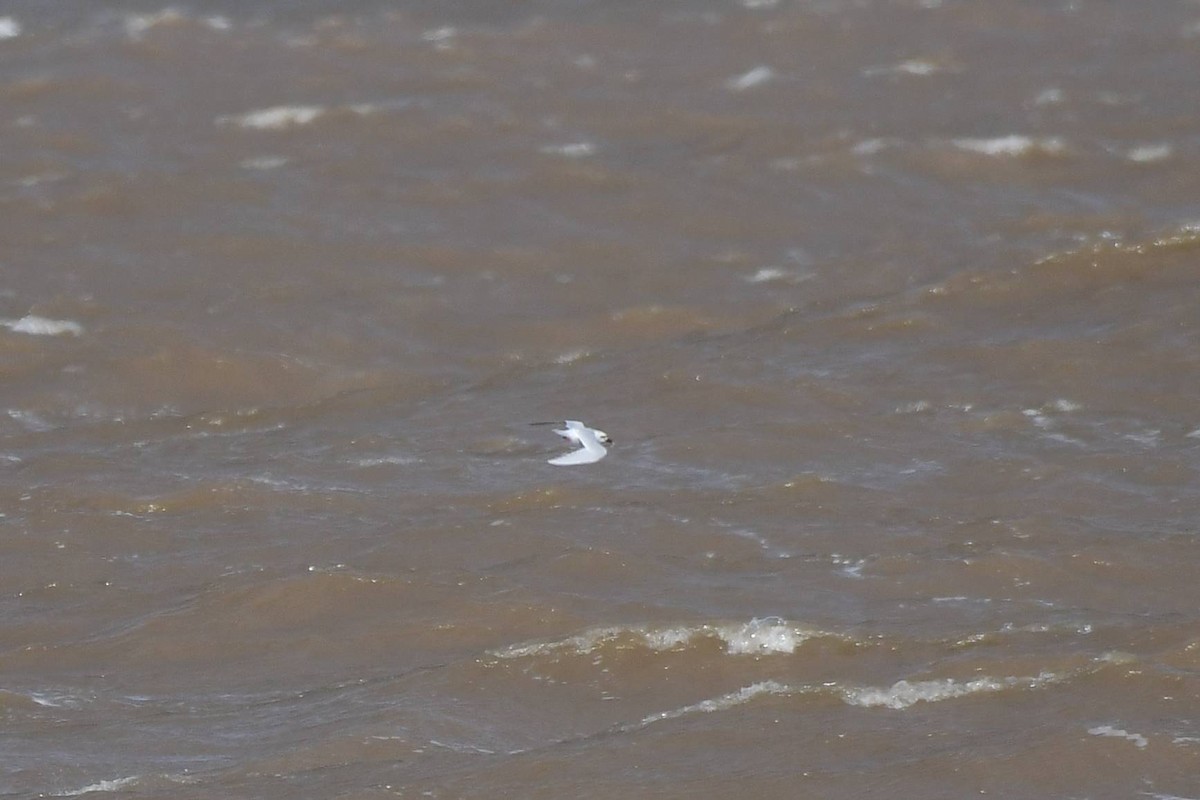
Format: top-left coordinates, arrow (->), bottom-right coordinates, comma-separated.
950,135 -> 1065,157
628,669 -> 1063,731
490,618 -> 824,660
124,10 -> 230,39
726,65 -> 774,91
52,776 -> 140,796
634,680 -> 790,729
1,315 -> 83,336
1089,724 -> 1149,749
217,105 -> 326,130
216,102 -> 394,131
841,671 -> 1063,709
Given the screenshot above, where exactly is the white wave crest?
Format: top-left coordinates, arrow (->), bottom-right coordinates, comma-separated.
727,65 -> 774,91
842,671 -> 1061,709
491,618 -> 822,660
539,142 -> 596,158
218,105 -> 327,130
717,618 -> 807,655
863,59 -> 940,77
0,16 -> 21,39
951,135 -> 1065,157
351,455 -> 419,467
637,680 -> 790,728
239,155 -> 289,170
2,315 -> 83,336
1126,143 -> 1171,163
216,102 -> 387,131
125,10 -> 229,39
1088,724 -> 1148,749
55,776 -> 139,796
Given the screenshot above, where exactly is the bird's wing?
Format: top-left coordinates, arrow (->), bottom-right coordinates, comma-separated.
532,420 -> 582,441
557,420 -> 589,441
548,446 -> 607,466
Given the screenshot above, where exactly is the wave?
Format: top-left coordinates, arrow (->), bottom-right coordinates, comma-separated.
841,671 -> 1065,710
490,618 -> 832,660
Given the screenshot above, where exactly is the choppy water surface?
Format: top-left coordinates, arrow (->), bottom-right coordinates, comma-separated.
3,2 -> 1200,797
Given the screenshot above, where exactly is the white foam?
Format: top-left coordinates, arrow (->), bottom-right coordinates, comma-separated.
1123,429 -> 1161,447
428,738 -> 495,755
348,102 -> 385,117
845,677 -> 1001,709
1088,724 -> 1148,749
641,627 -> 697,650
8,409 -> 54,432
834,555 -> 866,578
351,455 -> 419,467
745,267 -> 789,283
18,171 -> 69,188
125,10 -> 173,37
125,9 -> 230,39
2,315 -> 83,336
492,626 -> 622,659
217,103 -> 385,131
239,156 -> 289,170
1126,143 -> 1172,163
0,16 -> 21,40
727,65 -> 775,91
422,26 -> 457,44
744,267 -> 812,284
553,349 -> 590,365
842,672 -> 1059,709
852,138 -> 892,156
638,680 -> 789,727
1032,87 -> 1064,106
218,105 -> 326,130
951,135 -> 1065,157
717,618 -> 806,655
895,400 -> 932,414
1022,408 -> 1052,428
30,691 -> 77,708
863,60 -> 940,77
539,142 -> 596,158
895,60 -> 939,75
491,619 -> 821,659
57,776 -> 140,796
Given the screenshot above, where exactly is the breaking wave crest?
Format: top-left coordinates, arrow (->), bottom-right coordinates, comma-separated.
840,671 -> 1066,710
490,618 -> 829,660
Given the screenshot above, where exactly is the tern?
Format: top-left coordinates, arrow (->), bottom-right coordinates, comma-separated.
533,420 -> 612,465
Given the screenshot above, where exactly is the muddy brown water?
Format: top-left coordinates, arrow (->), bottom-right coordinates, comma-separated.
3,2 -> 1200,798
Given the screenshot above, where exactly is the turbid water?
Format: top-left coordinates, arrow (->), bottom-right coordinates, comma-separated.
3,2 -> 1200,798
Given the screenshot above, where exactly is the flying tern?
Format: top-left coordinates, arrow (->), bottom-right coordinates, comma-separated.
533,420 -> 612,465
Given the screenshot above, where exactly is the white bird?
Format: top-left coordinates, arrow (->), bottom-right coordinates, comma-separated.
534,420 -> 612,465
